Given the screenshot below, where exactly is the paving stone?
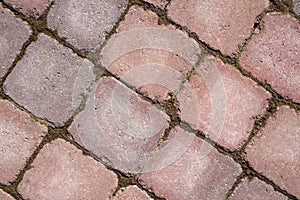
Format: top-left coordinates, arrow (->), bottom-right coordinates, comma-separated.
0,5 -> 31,79
113,185 -> 153,200
245,106 -> 300,198
0,99 -> 47,184
69,77 -> 178,173
0,189 -> 14,200
18,138 -> 118,200
240,14 -> 300,102
47,0 -> 127,52
4,33 -> 95,127
139,131 -> 242,200
168,0 -> 269,55
293,0 -> 300,15
3,0 -> 52,18
101,6 -> 201,101
179,55 -> 270,150
229,177 -> 287,200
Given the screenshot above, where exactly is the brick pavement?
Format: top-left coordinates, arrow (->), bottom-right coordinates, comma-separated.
0,0 -> 299,200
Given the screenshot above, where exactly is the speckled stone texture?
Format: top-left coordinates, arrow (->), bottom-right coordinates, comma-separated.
4,33 -> 95,127
113,186 -> 153,200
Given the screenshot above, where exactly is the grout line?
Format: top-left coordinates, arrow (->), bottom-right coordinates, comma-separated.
224,172 -> 246,200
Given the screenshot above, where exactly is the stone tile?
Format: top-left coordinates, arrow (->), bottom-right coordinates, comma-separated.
139,131 -> 242,200
113,185 -> 152,200
4,33 -> 95,127
293,0 -> 300,15
3,0 -> 52,18
0,5 -> 31,79
180,55 -> 270,150
229,177 -> 287,200
245,106 -> 300,198
69,77 -> 175,173
0,189 -> 14,200
240,14 -> 300,102
101,6 -> 201,101
0,99 -> 47,184
18,138 -> 118,200
47,0 -> 127,52
168,0 -> 269,55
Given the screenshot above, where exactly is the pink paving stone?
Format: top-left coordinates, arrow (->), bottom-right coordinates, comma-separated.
69,77 -> 174,173
240,14 -> 300,102
0,189 -> 15,200
113,186 -> 153,200
139,130 -> 242,200
293,0 -> 300,15
4,33 -> 95,127
100,6 -> 201,101
168,0 -> 269,55
179,55 -> 270,150
0,5 -> 31,79
18,138 -> 118,200
229,177 -> 287,200
47,0 -> 127,52
0,99 -> 47,184
3,0 -> 52,18
245,106 -> 300,198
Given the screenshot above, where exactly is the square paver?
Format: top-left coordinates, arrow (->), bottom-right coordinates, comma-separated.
0,99 -> 47,184
47,0 -> 127,52
244,106 -> 300,198
4,33 -> 95,127
0,4 -> 31,79
168,0 -> 269,55
240,14 -> 300,102
18,138 -> 118,200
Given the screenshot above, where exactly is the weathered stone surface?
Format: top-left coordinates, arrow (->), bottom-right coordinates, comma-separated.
4,33 -> 95,127
180,55 -> 270,150
145,0 -> 169,8
0,189 -> 15,200
0,5 -> 31,79
139,131 -> 242,200
113,185 -> 153,200
229,177 -> 287,200
69,77 -> 175,173
245,106 -> 300,198
0,99 -> 47,184
47,0 -> 127,51
293,0 -> 300,15
168,0 -> 269,55
3,0 -> 52,18
18,138 -> 118,200
240,14 -> 300,102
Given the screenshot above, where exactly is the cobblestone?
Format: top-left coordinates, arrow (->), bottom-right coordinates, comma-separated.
113,185 -> 152,200
18,139 -> 118,200
245,106 -> 300,198
0,5 -> 31,79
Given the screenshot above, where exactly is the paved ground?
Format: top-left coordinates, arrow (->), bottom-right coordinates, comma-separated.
0,0 -> 299,199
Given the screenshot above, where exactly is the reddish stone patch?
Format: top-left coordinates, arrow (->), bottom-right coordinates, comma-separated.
240,14 -> 300,102
229,177 -> 287,200
180,55 -> 270,150
139,131 -> 242,200
113,186 -> 152,200
0,5 -> 31,79
4,33 -> 95,127
47,0 -> 127,51
0,99 -> 47,184
18,138 -> 118,200
168,0 -> 269,55
3,0 -> 52,18
245,106 -> 300,198
0,189 -> 15,200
